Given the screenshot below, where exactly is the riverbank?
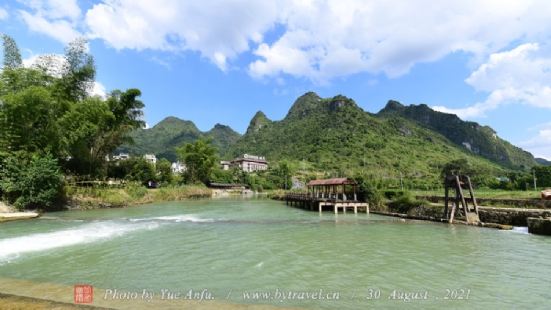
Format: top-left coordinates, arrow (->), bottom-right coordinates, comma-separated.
0,202 -> 40,223
65,185 -> 212,210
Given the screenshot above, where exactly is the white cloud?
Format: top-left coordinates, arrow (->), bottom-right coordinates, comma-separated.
19,12 -> 81,44
19,0 -> 81,21
250,0 -> 551,81
91,81 -> 106,98
16,0 -> 551,83
0,7 -> 9,20
18,0 -> 81,43
519,123 -> 551,160
433,43 -> 551,118
84,0 -> 279,71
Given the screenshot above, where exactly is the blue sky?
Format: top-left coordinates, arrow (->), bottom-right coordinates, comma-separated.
2,0 -> 551,159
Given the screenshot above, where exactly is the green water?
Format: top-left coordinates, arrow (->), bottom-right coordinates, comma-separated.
0,198 -> 550,309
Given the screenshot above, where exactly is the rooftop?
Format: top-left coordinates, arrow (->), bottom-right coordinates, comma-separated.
307,178 -> 357,186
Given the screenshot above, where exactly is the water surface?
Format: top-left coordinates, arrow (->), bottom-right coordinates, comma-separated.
0,198 -> 549,309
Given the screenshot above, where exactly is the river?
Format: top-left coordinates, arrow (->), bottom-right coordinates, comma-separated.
0,198 -> 549,309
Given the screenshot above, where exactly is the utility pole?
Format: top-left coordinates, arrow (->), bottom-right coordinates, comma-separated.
400,171 -> 404,191
533,169 -> 537,191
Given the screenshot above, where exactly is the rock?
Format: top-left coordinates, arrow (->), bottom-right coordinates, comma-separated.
0,201 -> 14,213
527,217 -> 551,236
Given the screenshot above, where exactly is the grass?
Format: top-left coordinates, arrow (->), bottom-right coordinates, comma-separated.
412,189 -> 543,200
65,183 -> 212,209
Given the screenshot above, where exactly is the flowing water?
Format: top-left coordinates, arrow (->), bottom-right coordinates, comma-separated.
0,198 -> 549,309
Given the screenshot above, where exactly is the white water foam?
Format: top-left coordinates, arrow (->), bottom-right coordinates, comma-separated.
129,214 -> 214,223
511,226 -> 529,234
0,214 -> 214,264
0,221 -> 159,264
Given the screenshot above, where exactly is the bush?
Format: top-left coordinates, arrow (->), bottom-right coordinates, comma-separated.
388,191 -> 427,214
354,175 -> 384,206
0,153 -> 64,210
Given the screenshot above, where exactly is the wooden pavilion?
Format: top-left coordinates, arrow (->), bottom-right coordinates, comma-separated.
285,177 -> 368,214
307,177 -> 358,201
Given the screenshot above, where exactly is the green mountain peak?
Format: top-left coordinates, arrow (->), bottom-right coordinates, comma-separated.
246,111 -> 272,134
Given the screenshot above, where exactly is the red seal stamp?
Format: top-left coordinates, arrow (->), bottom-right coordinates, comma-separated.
74,284 -> 94,304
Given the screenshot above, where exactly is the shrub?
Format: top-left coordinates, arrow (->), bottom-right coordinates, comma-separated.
354,175 -> 384,206
388,191 -> 427,214
0,153 -> 64,211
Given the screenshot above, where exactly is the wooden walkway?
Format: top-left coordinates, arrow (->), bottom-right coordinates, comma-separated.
285,193 -> 369,214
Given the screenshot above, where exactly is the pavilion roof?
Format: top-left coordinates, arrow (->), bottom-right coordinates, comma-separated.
307,178 -> 357,186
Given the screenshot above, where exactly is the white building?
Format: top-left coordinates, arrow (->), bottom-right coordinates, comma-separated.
144,154 -> 157,165
220,160 -> 231,170
231,154 -> 268,173
171,161 -> 186,174
112,153 -> 130,161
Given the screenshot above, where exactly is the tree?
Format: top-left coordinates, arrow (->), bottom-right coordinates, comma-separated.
2,34 -> 22,69
157,158 -> 173,184
59,97 -> 114,176
441,158 -> 473,177
534,166 -> 551,188
124,157 -> 157,183
56,38 -> 95,101
0,152 -> 64,211
272,160 -> 293,189
176,139 -> 217,184
0,86 -> 62,154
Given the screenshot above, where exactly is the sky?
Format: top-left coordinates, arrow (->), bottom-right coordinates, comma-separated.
1,0 -> 551,159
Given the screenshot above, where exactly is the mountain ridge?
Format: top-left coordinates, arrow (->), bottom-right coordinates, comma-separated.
377,100 -> 537,169
122,92 -> 540,185
118,116 -> 241,161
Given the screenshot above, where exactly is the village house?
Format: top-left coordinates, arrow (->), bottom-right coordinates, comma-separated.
231,154 -> 268,173
220,160 -> 231,170
171,161 -> 186,174
144,154 -> 157,165
112,153 -> 130,161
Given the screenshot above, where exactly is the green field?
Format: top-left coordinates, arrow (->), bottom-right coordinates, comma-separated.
412,189 -> 542,200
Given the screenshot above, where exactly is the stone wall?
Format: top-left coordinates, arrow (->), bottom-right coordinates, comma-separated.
478,208 -> 551,226
374,201 -> 551,226
418,195 -> 551,209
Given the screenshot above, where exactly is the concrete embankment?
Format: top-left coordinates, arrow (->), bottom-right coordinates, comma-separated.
0,202 -> 40,222
527,217 -> 551,235
370,202 -> 551,232
0,212 -> 40,222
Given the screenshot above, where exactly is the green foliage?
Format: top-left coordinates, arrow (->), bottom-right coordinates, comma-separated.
229,92 -> 506,188
114,158 -> 156,183
388,191 -> 427,214
354,175 -> 384,206
156,158 -> 173,184
56,38 -> 95,101
534,166 -> 551,187
119,117 -> 240,161
209,167 -> 240,184
2,35 -> 22,69
0,36 -> 145,209
379,100 -> 537,169
0,153 -> 64,211
441,158 -> 473,177
176,139 -> 218,184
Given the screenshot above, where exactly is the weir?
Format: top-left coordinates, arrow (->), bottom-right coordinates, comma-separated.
285,178 -> 369,214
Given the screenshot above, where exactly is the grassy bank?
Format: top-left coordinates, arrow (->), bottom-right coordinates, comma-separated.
412,189 -> 543,200
65,184 -> 212,209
